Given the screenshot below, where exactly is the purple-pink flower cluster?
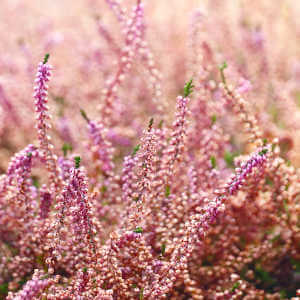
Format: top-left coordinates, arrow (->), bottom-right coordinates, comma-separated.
0,0 -> 299,299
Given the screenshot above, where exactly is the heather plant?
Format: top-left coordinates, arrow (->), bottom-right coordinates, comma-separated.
0,0 -> 299,299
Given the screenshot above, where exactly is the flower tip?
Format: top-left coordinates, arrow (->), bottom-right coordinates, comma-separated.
183,78 -> 194,98
132,144 -> 140,156
133,227 -> 143,233
149,117 -> 154,128
80,109 -> 90,122
165,185 -> 171,197
219,61 -> 228,71
158,119 -> 164,129
74,156 -> 81,168
43,53 -> 50,64
258,149 -> 268,156
219,61 -> 228,84
62,143 -> 72,157
211,115 -> 217,125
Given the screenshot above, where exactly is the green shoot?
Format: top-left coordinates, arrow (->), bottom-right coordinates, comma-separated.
133,227 -> 143,233
149,117 -> 154,128
74,156 -> 81,169
183,79 -> 194,97
139,287 -> 144,300
219,61 -> 228,84
210,156 -> 217,169
132,144 -> 140,156
211,115 -> 217,125
158,120 -> 164,129
258,149 -> 268,156
43,53 -> 50,64
80,109 -> 90,122
165,185 -> 170,197
231,281 -> 240,292
62,143 -> 72,157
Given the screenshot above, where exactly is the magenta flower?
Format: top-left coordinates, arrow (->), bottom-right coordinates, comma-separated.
7,271 -> 54,300
34,56 -> 61,193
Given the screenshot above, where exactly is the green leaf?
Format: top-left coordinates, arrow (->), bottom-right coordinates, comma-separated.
133,227 -> 143,233
165,185 -> 170,197
279,290 -> 287,299
132,144 -> 140,156
224,151 -> 238,168
258,149 -> 268,156
0,283 -> 8,296
231,281 -> 240,292
219,61 -> 228,70
31,176 -> 40,188
101,185 -> 107,193
158,120 -> 164,129
211,115 -> 217,125
210,156 -> 217,169
161,243 -> 166,256
139,287 -> 144,300
149,118 -> 154,128
219,61 -> 228,84
80,109 -> 90,122
270,234 -> 281,243
43,53 -> 50,64
183,79 -> 194,97
62,143 -> 73,157
74,156 -> 81,169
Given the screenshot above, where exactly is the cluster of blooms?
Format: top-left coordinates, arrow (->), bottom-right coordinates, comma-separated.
0,0 -> 299,299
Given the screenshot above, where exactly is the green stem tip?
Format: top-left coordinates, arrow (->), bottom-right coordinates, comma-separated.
74,156 -> 81,169
43,53 -> 50,64
132,144 -> 140,156
62,143 -> 73,157
258,149 -> 268,156
149,117 -> 154,129
133,227 -> 143,233
80,109 -> 90,122
219,61 -> 228,84
183,79 -> 194,98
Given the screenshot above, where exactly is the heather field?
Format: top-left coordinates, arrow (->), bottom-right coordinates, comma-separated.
0,0 -> 299,299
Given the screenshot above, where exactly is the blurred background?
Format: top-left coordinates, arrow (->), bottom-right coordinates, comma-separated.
0,0 -> 299,171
